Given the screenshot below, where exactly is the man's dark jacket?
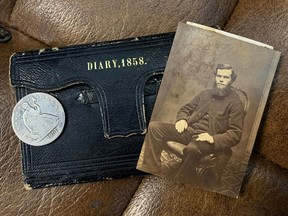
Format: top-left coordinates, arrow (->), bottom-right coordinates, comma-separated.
176,89 -> 245,150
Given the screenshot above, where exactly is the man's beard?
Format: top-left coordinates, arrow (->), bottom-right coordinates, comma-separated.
211,82 -> 231,98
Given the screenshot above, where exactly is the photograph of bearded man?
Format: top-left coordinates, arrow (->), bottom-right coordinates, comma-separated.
140,63 -> 245,186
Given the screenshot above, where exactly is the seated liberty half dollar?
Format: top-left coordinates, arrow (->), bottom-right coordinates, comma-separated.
12,93 -> 65,146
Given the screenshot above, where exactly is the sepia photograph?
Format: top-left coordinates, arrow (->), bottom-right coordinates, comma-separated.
137,22 -> 280,197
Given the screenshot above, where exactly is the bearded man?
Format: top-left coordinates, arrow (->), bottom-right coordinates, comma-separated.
141,63 -> 245,185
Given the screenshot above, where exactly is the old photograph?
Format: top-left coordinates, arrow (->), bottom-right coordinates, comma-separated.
137,22 -> 280,197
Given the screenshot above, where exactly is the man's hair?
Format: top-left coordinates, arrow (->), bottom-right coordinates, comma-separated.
215,63 -> 237,81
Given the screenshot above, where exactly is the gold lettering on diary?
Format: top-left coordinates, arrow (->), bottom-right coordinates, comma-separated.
112,59 -> 117,68
105,60 -> 111,69
99,62 -> 104,69
87,57 -> 147,71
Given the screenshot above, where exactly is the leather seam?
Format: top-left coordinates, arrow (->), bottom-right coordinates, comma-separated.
4,25 -> 51,47
8,0 -> 19,23
121,176 -> 146,215
223,0 -> 240,29
253,151 -> 288,170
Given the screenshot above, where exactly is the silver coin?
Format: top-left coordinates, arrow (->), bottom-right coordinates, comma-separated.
11,93 -> 65,146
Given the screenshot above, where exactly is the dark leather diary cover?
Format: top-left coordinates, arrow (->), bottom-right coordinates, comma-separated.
9,33 -> 174,189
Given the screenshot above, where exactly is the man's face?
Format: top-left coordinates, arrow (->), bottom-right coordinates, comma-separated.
215,69 -> 233,89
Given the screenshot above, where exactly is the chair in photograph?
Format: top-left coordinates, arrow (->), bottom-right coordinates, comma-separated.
161,87 -> 250,187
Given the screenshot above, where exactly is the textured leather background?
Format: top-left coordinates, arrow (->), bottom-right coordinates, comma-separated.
0,1 -> 239,215
0,0 -> 16,25
1,0 -> 288,215
9,0 -> 238,46
224,0 -> 288,169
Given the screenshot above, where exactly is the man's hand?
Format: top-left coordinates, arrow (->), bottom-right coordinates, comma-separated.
196,133 -> 214,144
175,119 -> 188,133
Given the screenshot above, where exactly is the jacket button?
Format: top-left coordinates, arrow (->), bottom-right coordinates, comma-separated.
0,27 -> 12,43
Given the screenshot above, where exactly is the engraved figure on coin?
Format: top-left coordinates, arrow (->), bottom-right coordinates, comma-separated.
22,96 -> 61,141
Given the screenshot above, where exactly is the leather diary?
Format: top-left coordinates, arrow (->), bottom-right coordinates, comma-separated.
9,33 -> 174,189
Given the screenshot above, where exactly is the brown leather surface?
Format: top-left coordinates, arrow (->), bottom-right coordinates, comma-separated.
0,28 -> 142,216
124,153 -> 288,216
0,1 -> 240,215
224,0 -> 288,169
1,0 -> 288,215
0,0 -> 17,25
8,0 -> 238,46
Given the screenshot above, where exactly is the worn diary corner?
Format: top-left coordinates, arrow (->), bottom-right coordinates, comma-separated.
23,183 -> 32,191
